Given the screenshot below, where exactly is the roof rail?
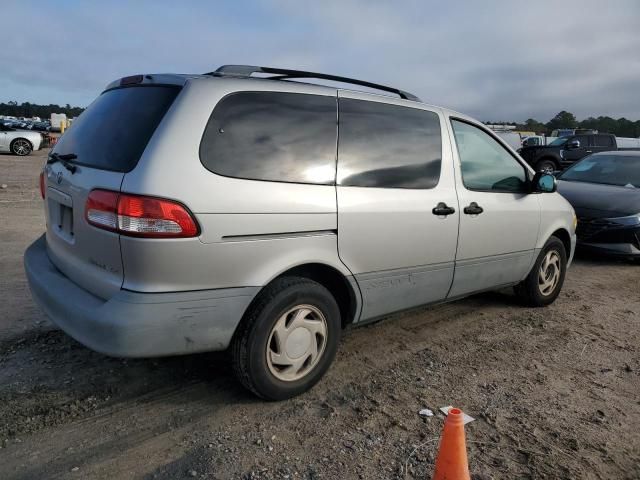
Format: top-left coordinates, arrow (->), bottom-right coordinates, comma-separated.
205,65 -> 421,102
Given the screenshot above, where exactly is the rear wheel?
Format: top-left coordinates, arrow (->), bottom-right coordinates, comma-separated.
536,159 -> 557,174
515,236 -> 567,307
231,276 -> 341,400
11,138 -> 33,156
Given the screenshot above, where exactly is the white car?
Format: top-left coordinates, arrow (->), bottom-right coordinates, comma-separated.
0,123 -> 43,156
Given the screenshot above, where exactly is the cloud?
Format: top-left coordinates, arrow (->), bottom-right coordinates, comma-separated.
3,0 -> 640,121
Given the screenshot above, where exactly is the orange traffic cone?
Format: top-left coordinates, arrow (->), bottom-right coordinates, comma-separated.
432,408 -> 471,480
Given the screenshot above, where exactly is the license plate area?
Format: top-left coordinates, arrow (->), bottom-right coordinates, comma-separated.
47,187 -> 75,243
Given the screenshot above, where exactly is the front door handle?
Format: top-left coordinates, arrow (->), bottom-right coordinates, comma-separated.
463,202 -> 484,215
432,202 -> 456,216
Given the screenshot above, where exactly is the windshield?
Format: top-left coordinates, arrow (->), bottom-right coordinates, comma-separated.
559,154 -> 640,188
53,85 -> 180,172
549,137 -> 568,147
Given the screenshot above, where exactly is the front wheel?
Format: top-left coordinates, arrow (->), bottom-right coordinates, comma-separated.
230,276 -> 341,400
515,236 -> 567,307
536,159 -> 557,174
11,139 -> 33,156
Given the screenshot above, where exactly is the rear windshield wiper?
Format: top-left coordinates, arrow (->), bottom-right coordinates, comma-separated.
47,153 -> 77,173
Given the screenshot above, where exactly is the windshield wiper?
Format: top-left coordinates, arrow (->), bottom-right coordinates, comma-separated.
47,153 -> 77,173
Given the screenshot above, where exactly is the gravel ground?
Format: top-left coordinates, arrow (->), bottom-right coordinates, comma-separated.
0,150 -> 639,479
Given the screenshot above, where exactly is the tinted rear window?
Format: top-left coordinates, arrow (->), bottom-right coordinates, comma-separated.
200,92 -> 337,184
337,99 -> 442,189
53,86 -> 180,172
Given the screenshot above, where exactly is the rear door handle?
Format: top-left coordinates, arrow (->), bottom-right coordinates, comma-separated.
463,202 -> 484,215
432,202 -> 455,216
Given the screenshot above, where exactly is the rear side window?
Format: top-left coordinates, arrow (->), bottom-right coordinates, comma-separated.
337,99 -> 442,189
595,135 -> 614,147
200,92 -> 337,185
53,86 -> 180,172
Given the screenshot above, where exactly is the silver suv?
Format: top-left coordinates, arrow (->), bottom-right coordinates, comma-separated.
25,65 -> 576,400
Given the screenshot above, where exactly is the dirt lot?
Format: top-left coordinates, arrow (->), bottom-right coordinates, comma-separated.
1,149 -> 639,480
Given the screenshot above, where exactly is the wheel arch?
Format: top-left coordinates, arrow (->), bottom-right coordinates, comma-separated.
245,262 -> 362,329
550,228 -> 571,257
535,156 -> 560,170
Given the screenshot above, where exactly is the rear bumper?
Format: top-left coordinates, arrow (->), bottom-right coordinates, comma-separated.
24,235 -> 259,358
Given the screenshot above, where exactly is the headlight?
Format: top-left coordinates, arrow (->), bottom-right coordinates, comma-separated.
607,214 -> 640,226
573,214 -> 578,232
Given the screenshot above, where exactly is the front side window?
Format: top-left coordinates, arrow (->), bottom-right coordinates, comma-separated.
337,99 -> 442,189
549,137 -> 568,147
200,92 -> 337,185
451,119 -> 527,193
574,135 -> 590,147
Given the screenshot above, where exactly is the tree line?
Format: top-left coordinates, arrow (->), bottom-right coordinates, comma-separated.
2,101 -> 639,138
0,101 -> 84,120
486,111 -> 640,138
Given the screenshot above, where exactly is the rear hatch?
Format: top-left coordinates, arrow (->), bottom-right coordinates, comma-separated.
44,84 -> 181,299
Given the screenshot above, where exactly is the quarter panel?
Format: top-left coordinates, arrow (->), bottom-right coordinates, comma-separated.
120,234 -> 350,292
198,213 -> 336,243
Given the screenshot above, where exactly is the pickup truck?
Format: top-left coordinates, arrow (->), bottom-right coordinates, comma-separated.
518,133 -> 639,173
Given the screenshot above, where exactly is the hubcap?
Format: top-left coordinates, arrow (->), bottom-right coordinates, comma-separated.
266,304 -> 327,382
13,140 -> 31,156
538,250 -> 561,296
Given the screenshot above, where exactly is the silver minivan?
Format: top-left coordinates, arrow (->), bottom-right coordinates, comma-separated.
25,66 -> 576,399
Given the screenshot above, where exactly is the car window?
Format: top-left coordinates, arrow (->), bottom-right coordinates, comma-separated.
595,135 -> 614,147
337,99 -> 441,189
451,119 -> 527,193
574,135 -> 590,147
560,154 -> 639,187
200,92 -> 337,185
53,85 -> 180,172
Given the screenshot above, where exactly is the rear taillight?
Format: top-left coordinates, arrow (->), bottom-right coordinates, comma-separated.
85,189 -> 199,238
39,171 -> 45,199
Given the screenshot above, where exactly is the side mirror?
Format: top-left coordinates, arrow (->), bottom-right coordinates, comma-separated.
567,139 -> 580,149
532,172 -> 557,193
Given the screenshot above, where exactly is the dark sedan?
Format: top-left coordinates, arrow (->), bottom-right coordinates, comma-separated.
557,151 -> 640,258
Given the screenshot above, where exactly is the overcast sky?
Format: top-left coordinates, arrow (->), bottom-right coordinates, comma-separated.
3,0 -> 639,122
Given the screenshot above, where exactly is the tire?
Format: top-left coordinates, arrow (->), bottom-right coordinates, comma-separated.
536,159 -> 557,174
11,138 -> 33,156
515,236 -> 567,307
231,276 -> 341,400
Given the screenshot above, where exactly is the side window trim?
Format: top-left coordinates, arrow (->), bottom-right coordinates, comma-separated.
450,117 -> 530,194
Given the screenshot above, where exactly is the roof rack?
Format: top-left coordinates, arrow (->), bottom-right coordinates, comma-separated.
205,65 -> 421,102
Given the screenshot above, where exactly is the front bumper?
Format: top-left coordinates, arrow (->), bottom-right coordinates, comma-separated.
576,221 -> 640,258
24,235 -> 259,357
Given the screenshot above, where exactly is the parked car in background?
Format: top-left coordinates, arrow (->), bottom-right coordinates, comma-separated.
519,133 -> 640,173
521,135 -> 559,147
557,151 -> 640,259
0,122 -> 43,155
24,65 -> 577,400
495,131 -> 523,150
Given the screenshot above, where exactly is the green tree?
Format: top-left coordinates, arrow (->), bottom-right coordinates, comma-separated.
546,111 -> 577,131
